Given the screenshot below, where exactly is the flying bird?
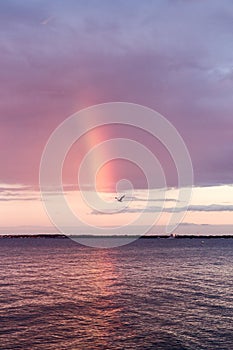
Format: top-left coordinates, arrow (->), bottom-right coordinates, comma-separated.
115,194 -> 125,202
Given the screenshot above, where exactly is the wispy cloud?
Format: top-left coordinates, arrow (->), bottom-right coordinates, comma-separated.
0,183 -> 32,192
91,204 -> 233,215
0,187 -> 40,202
129,196 -> 178,202
0,197 -> 40,202
188,204 -> 233,212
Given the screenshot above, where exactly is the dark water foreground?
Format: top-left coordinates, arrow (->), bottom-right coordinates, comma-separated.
0,238 -> 232,350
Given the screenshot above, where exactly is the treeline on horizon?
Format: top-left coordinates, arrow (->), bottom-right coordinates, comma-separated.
0,234 -> 233,239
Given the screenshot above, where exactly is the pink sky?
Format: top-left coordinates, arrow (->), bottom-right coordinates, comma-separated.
0,0 -> 233,234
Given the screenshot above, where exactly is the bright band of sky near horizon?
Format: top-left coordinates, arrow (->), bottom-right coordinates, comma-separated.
1,184 -> 233,235
0,0 -> 233,235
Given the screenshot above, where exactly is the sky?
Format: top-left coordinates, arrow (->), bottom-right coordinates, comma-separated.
0,0 -> 233,235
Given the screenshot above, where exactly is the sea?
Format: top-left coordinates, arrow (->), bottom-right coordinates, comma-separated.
0,237 -> 233,350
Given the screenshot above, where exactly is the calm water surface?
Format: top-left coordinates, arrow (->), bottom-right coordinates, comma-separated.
0,238 -> 233,350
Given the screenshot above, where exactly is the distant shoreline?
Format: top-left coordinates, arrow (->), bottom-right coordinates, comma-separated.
0,234 -> 233,239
